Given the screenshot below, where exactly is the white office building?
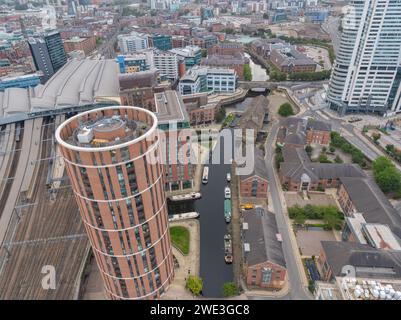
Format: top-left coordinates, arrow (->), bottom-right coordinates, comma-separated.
178,66 -> 237,95
327,0 -> 401,116
117,32 -> 149,54
206,68 -> 237,93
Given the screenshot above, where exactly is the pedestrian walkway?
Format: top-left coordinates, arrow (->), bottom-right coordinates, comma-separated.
161,219 -> 200,300
242,278 -> 290,299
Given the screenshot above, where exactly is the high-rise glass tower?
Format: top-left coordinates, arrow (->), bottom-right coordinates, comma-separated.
55,106 -> 174,300
327,0 -> 401,116
28,31 -> 67,83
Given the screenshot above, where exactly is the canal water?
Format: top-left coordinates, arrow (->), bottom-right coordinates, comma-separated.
245,52 -> 269,82
197,133 -> 234,297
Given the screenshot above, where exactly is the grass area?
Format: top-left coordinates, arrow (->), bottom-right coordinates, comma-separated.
170,226 -> 190,255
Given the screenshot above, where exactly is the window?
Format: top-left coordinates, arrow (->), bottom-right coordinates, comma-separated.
262,268 -> 272,284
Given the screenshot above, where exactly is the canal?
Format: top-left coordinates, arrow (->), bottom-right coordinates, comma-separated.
245,52 -> 269,82
197,133 -> 234,297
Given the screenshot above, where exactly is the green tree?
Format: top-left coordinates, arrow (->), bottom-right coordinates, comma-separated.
375,166 -> 401,193
334,155 -> 343,163
323,210 -> 342,230
243,64 -> 252,81
319,153 -> 331,163
215,108 -> 226,123
294,212 -> 306,225
288,205 -> 303,219
186,276 -> 203,296
373,156 -> 394,173
222,282 -> 239,297
372,132 -> 381,143
305,145 -> 313,156
278,103 -> 294,117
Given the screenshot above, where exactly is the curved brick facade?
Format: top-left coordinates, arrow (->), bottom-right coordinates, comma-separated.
55,106 -> 174,300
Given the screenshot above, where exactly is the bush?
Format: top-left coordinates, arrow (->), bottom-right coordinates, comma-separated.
288,70 -> 331,81
186,276 -> 203,296
278,103 -> 294,117
288,205 -> 343,230
334,155 -> 343,163
243,64 -> 252,81
319,153 -> 331,163
222,282 -> 239,297
215,108 -> 226,123
372,156 -> 401,195
305,145 -> 313,156
330,132 -> 366,167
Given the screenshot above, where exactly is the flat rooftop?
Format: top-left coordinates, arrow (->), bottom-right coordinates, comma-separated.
154,90 -> 189,125
68,115 -> 150,148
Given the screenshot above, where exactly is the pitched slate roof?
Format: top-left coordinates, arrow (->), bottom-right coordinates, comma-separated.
321,241 -> 401,279
282,145 -> 310,164
243,208 -> 286,268
280,162 -> 366,183
307,118 -> 331,132
340,177 -> 401,239
240,148 -> 268,181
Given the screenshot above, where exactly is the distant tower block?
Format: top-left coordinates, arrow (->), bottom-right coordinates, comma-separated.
55,106 -> 174,300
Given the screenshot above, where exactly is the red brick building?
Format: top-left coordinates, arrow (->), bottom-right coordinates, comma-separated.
208,43 -> 244,56
306,119 -> 331,145
63,36 -> 97,56
56,106 -> 174,300
279,162 -> 366,192
182,93 -> 218,125
243,209 -> 286,290
239,149 -> 268,198
270,47 -> 316,73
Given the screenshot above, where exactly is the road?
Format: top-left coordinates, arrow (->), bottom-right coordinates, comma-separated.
260,122 -> 313,300
303,105 -> 381,162
197,136 -> 233,298
322,16 -> 341,56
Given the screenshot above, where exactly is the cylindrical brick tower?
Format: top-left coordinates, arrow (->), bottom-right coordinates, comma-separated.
55,106 -> 174,300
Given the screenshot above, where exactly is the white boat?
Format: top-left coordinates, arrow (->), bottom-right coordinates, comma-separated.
169,212 -> 199,222
226,173 -> 231,182
225,186 -> 231,199
169,192 -> 201,201
202,166 -> 209,184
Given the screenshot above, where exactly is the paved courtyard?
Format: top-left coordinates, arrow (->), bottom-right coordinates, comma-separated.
295,229 -> 337,257
284,191 -> 338,208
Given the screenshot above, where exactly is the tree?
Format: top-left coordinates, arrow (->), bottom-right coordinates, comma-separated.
334,155 -> 343,163
372,132 -> 381,143
294,212 -> 306,225
278,103 -> 294,117
375,166 -> 401,193
323,210 -> 342,230
270,69 -> 287,81
305,145 -> 313,156
215,108 -> 226,123
319,153 -> 331,163
201,49 -> 207,58
373,156 -> 394,173
222,282 -> 239,297
186,276 -> 203,296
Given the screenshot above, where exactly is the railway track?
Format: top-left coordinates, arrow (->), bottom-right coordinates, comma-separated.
0,117 -> 90,299
0,122 -> 24,218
